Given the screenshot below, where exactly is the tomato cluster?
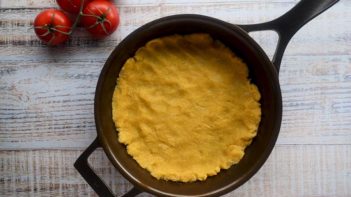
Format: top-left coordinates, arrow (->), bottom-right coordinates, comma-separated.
34,0 -> 120,45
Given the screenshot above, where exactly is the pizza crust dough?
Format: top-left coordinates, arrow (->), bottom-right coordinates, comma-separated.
112,34 -> 261,182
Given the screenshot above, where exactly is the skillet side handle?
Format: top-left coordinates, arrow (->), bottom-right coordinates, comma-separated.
74,138 -> 142,197
238,0 -> 339,72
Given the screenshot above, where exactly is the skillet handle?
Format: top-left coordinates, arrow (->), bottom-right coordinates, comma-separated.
238,0 -> 339,72
74,138 -> 142,197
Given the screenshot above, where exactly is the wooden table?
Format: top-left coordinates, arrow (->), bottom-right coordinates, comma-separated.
1,0 -> 350,196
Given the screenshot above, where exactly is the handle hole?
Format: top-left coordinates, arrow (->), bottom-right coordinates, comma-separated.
248,30 -> 279,61
86,148 -> 135,196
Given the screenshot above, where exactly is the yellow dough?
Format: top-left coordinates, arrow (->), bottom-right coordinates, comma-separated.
112,34 -> 261,182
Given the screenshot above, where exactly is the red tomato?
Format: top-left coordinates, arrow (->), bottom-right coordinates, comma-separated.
81,1 -> 120,38
34,9 -> 72,45
56,0 -> 93,14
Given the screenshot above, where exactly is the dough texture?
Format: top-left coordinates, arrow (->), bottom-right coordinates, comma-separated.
112,34 -> 261,182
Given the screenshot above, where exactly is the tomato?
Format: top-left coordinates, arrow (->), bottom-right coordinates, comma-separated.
34,9 -> 72,45
81,1 -> 119,38
57,0 -> 93,14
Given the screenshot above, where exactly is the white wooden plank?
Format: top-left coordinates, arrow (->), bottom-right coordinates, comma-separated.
227,145 -> 351,197
0,145 -> 350,196
278,55 -> 351,145
0,62 -> 100,149
0,149 -> 134,197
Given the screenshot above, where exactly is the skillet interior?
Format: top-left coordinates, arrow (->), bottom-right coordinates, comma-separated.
95,15 -> 282,197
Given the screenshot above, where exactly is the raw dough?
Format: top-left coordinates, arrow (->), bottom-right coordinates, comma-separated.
112,34 -> 261,182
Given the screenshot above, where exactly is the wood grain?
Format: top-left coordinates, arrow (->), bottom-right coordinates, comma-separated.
1,0 -> 350,196
0,145 -> 350,197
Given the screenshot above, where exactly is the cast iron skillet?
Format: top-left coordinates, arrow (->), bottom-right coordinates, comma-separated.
75,1 -> 338,196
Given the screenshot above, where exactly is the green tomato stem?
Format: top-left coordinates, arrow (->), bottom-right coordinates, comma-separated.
68,0 -> 86,34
